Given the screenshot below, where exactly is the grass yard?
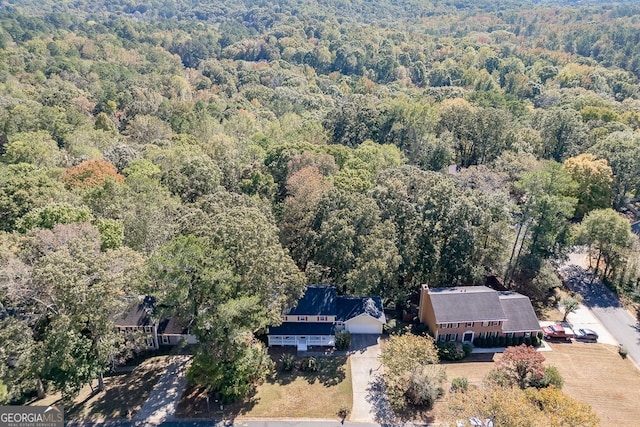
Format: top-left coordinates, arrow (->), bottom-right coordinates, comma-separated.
32,356 -> 168,421
177,355 -> 352,419
543,342 -> 640,427
432,344 -> 640,426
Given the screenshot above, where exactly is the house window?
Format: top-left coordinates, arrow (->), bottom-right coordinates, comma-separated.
161,336 -> 170,344
146,338 -> 154,347
439,335 -> 446,342
479,332 -> 486,339
448,334 -> 457,342
298,316 -> 307,321
490,321 -> 500,326
489,331 -> 498,338
144,326 -> 152,333
283,316 -> 288,321
317,316 -> 326,321
465,322 -> 473,327
481,321 -> 489,327
444,323 -> 459,329
524,331 -> 532,337
506,332 -> 514,338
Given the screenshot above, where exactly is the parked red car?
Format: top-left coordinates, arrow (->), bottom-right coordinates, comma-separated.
542,323 -> 575,341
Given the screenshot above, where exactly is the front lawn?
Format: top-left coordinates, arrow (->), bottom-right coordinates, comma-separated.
31,356 -> 169,421
432,343 -> 640,427
177,354 -> 352,419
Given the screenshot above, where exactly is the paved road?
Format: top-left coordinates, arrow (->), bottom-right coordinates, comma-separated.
66,419 -> 397,427
561,253 -> 640,366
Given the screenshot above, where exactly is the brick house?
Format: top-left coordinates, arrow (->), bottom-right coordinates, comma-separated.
418,285 -> 540,344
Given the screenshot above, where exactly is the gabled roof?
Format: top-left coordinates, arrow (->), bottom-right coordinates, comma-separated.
337,296 -> 385,323
498,292 -> 541,332
158,317 -> 191,335
113,296 -> 155,327
269,322 -> 335,336
287,285 -> 337,316
428,286 -> 507,323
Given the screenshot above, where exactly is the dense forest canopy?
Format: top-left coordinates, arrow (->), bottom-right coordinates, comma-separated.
1,0 -> 639,404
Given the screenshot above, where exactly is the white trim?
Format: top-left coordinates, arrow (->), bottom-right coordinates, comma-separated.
344,312 -> 386,324
462,331 -> 474,343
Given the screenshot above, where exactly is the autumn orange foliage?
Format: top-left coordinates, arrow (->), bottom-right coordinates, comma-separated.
62,160 -> 124,188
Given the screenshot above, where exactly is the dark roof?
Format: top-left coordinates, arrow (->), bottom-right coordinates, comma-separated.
269,322 -> 335,336
158,317 -> 191,335
632,221 -> 640,236
428,286 -> 507,323
498,292 -> 541,332
287,285 -> 337,316
113,296 -> 155,327
336,296 -> 385,322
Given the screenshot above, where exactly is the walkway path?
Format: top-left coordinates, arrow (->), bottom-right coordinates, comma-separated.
133,355 -> 192,425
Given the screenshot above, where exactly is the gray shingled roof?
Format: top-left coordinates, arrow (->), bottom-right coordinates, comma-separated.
112,296 -> 155,327
632,221 -> 640,237
428,286 -> 507,323
498,292 -> 541,332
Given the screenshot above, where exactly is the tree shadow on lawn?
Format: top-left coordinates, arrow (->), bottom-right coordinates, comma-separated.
271,355 -> 348,387
66,357 -> 166,420
366,375 -> 435,427
175,384 -> 257,421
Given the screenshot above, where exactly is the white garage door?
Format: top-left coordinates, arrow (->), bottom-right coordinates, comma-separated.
346,316 -> 383,334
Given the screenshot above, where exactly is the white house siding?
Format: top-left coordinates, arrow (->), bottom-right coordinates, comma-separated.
268,334 -> 335,347
345,314 -> 383,334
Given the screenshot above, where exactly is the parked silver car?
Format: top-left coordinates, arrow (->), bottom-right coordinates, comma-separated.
574,328 -> 598,342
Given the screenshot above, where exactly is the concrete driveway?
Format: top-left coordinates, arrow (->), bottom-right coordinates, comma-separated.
348,334 -> 383,423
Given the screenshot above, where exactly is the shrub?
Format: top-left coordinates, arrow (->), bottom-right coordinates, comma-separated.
384,319 -> 411,336
438,341 -> 466,361
335,330 -> 351,350
404,365 -> 447,408
462,343 -> 473,357
506,336 -> 514,347
411,323 -> 430,336
542,366 -> 564,389
537,331 -> 544,341
299,356 -> 320,372
450,377 -> 469,393
524,336 -> 532,346
532,335 -> 541,347
473,337 -> 480,347
619,345 -> 628,359
498,336 -> 506,347
279,353 -> 296,372
479,336 -> 487,347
